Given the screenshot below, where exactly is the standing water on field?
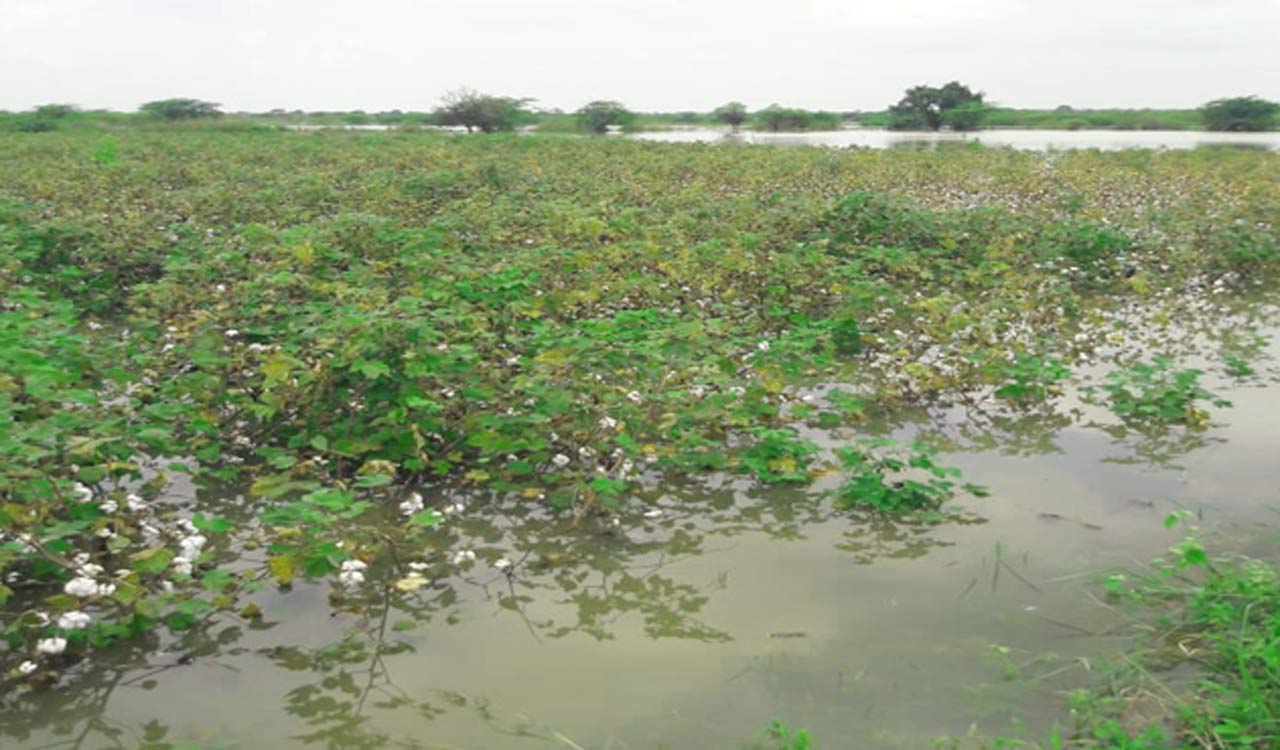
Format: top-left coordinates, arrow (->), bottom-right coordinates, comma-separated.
5,313 -> 1279,749
2,133 -> 1279,750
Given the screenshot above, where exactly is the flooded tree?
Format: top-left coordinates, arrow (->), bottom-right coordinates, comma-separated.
713,101 -> 749,130
435,87 -> 533,133
888,81 -> 986,131
575,100 -> 633,133
138,98 -> 222,120
1200,96 -> 1280,132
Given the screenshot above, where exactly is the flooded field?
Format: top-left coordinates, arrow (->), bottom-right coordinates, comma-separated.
631,128 -> 1280,151
2,131 -> 1277,749
6,342 -> 1278,749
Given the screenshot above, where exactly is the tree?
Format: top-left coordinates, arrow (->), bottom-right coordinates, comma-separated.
1200,96 -> 1279,132
139,99 -> 222,120
941,101 -> 988,132
888,82 -> 986,131
436,87 -> 533,133
755,105 -> 811,132
33,104 -> 78,119
139,99 -> 220,121
713,101 -> 748,130
576,100 -> 633,134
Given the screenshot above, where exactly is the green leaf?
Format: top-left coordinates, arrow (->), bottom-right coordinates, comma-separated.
353,359 -> 392,380
409,509 -> 443,527
192,514 -> 233,533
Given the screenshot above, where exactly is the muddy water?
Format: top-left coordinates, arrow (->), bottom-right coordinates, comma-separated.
6,342 -> 1279,749
631,128 -> 1280,151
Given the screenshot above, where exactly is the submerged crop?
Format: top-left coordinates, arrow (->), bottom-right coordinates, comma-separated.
0,131 -> 1277,683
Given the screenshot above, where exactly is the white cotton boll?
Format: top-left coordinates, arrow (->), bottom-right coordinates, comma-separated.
97,583 -> 116,597
64,577 -> 99,598
98,500 -> 118,514
172,557 -> 193,576
626,391 -> 642,403
178,535 -> 207,560
78,563 -> 104,577
599,416 -> 618,430
551,453 -> 570,468
126,494 -> 146,512
399,493 -> 425,516
36,637 -> 67,655
71,483 -> 94,503
338,561 -> 366,586
58,611 -> 92,630
450,550 -> 477,566
643,509 -> 664,519
407,561 -> 430,572
757,341 -> 771,352
494,558 -> 512,571
19,661 -> 38,675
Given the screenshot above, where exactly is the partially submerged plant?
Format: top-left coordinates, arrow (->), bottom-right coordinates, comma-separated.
1091,358 -> 1231,427
834,439 -> 987,513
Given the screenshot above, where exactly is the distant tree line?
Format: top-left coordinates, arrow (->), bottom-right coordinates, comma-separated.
6,89 -> 1279,134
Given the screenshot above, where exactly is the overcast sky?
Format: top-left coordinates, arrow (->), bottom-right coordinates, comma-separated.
3,0 -> 1278,113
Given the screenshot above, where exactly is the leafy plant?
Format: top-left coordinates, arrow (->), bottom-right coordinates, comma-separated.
1092,358 -> 1231,426
835,440 -> 986,513
994,354 -> 1071,402
739,429 -> 820,484
765,719 -> 812,750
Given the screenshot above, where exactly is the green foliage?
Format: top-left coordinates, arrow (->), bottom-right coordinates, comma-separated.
835,440 -> 985,513
751,105 -> 841,132
33,104 -> 78,119
739,429 -> 819,484
713,101 -> 749,129
11,117 -> 57,133
765,719 -> 812,750
941,100 -> 990,132
435,87 -> 535,133
889,81 -> 986,131
576,100 -> 634,133
1199,96 -> 1280,132
1082,532 -> 1280,749
994,354 -> 1071,402
1093,358 -> 1230,426
0,130 -> 1278,682
139,98 -> 222,121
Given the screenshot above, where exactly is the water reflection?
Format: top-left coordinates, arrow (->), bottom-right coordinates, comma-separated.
6,322 -> 1280,748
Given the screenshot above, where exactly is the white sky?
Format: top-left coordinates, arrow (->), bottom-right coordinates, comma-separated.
2,0 -> 1278,113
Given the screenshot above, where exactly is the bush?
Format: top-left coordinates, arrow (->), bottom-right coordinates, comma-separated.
436,88 -> 534,133
12,117 -> 56,133
139,98 -> 222,121
576,100 -> 633,134
1200,96 -> 1279,132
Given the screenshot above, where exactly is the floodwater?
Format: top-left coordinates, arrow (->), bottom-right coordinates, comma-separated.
6,319 -> 1280,749
281,124 -> 1280,151
630,128 -> 1280,151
